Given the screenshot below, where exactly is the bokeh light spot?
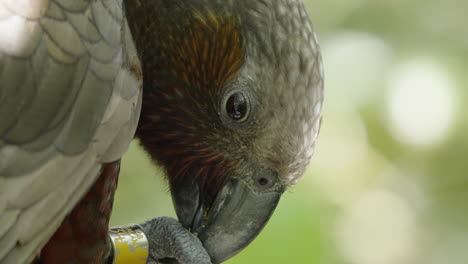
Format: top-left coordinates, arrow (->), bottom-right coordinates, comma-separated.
386,59 -> 456,147
309,111 -> 371,205
334,190 -> 417,264
322,31 -> 392,109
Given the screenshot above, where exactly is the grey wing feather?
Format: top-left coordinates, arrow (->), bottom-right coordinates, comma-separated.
0,0 -> 142,263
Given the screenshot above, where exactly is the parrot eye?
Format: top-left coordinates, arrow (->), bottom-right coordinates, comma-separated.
258,178 -> 269,186
219,79 -> 254,127
226,92 -> 248,121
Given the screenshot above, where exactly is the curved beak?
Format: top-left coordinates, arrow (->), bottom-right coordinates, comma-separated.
170,164 -> 284,263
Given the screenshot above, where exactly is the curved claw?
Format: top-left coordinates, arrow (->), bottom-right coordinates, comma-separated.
139,217 -> 212,264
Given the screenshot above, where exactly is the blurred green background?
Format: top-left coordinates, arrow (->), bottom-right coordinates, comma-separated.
111,1 -> 468,263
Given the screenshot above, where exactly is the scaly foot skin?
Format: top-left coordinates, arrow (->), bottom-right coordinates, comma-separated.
140,217 -> 212,264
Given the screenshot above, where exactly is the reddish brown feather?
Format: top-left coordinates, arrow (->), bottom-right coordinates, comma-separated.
32,161 -> 120,264
135,8 -> 246,200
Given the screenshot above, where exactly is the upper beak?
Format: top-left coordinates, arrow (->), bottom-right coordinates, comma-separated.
170,163 -> 284,264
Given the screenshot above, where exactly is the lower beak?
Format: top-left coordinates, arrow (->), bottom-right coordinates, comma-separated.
171,166 -> 284,263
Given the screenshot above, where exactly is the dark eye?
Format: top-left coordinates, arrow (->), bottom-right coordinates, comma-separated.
226,92 -> 248,121
258,177 -> 269,186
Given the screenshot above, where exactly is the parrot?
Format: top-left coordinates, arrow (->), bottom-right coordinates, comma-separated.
0,0 -> 324,264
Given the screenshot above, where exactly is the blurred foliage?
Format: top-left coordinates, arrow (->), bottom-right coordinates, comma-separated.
111,1 -> 467,263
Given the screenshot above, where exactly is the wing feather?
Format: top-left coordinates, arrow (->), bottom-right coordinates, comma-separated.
0,1 -> 142,263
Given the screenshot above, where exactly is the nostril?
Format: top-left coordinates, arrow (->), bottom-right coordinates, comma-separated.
255,170 -> 278,189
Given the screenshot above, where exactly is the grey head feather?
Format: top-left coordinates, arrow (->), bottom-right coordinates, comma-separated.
173,0 -> 325,186
235,0 -> 324,185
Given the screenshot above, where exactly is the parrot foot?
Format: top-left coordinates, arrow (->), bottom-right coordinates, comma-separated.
139,217 -> 212,264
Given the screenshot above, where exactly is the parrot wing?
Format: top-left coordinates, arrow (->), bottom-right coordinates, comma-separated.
0,1 -> 141,263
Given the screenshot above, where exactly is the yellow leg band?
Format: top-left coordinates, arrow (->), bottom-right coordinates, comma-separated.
109,225 -> 149,264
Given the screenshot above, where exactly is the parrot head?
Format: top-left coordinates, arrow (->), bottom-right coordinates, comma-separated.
130,1 -> 323,263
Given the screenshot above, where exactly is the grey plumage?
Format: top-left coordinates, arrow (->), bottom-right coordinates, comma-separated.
0,0 -> 141,263
237,0 -> 324,185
